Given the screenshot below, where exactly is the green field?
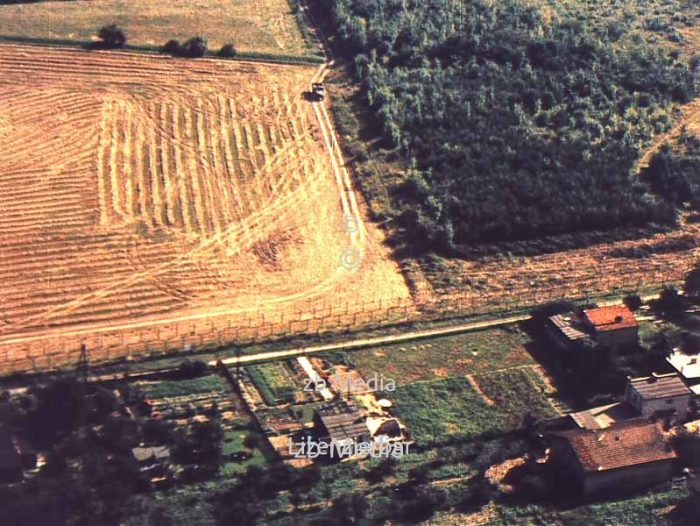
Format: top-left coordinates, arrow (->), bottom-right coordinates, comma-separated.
390,376 -> 507,445
247,362 -> 297,405
474,368 -> 558,427
0,0 -> 315,56
220,428 -> 268,476
137,374 -> 229,399
345,327 -> 533,386
494,484 -> 686,526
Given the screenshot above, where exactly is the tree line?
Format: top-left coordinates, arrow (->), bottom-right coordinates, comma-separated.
95,24 -> 236,57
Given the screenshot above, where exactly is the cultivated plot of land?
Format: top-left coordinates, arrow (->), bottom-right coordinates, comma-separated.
0,43 -> 409,372
345,328 -> 534,385
133,374 -> 269,476
391,376 -> 501,444
0,0 -> 311,55
389,376 -> 555,446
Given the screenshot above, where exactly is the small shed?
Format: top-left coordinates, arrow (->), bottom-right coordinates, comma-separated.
625,373 -> 692,423
313,400 -> 369,449
131,446 -> 170,465
546,313 -> 589,350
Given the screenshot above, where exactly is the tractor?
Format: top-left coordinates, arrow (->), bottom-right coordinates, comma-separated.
310,82 -> 325,101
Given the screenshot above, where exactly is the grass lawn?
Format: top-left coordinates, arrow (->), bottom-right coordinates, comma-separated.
0,0 -> 314,56
474,368 -> 559,427
220,428 -> 268,476
127,478 -> 239,526
494,484 -> 686,526
390,376 -> 508,445
138,374 -> 229,399
346,326 -> 533,386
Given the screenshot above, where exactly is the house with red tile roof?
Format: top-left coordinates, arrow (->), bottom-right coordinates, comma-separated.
546,305 -> 639,351
582,305 -> 639,349
549,419 -> 677,496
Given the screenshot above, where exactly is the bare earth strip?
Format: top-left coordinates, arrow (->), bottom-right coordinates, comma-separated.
0,43 -> 409,373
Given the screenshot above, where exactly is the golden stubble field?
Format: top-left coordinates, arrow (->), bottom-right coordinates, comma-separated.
0,0 -> 311,55
0,43 -> 409,372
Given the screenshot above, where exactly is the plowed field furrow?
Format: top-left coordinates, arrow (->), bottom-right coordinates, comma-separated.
195,98 -> 221,236
153,101 -> 171,226
0,204 -> 87,222
0,260 -> 178,289
133,107 -> 148,219
36,301 -> 182,328
220,99 -> 250,231
123,103 -> 136,216
0,189 -> 84,209
227,99 -> 253,182
209,97 -> 236,227
0,218 -> 94,235
0,235 -> 134,256
182,106 -> 208,235
1,90 -> 90,114
95,101 -> 111,226
241,122 -> 261,201
146,101 -> 165,228
170,103 -> 192,233
2,279 -> 174,309
159,102 -> 177,227
107,101 -> 124,220
139,122 -> 156,225
4,282 -> 177,311
209,97 -> 235,231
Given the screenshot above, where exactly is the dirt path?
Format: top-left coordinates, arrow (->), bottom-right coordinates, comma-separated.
211,292 -> 658,374
635,98 -> 700,174
465,374 -> 496,406
212,313 -> 528,366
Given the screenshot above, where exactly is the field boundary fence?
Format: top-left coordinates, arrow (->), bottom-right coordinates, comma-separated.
0,267 -> 685,376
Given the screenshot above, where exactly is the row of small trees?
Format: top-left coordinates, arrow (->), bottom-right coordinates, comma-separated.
96,24 -> 236,58
163,37 -> 237,59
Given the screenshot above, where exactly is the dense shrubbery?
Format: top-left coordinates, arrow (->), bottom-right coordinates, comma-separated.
162,36 -> 207,58
322,0 -> 698,251
97,24 -> 126,48
641,134 -> 700,206
218,43 -> 237,58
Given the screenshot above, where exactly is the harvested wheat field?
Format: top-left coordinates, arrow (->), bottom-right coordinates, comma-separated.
0,43 -> 410,373
0,0 -> 312,56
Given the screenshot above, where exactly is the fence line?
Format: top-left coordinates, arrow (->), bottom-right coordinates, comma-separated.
0,264 -> 688,375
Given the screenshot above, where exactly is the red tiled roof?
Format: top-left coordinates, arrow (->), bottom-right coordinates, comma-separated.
554,420 -> 676,473
583,305 -> 638,332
